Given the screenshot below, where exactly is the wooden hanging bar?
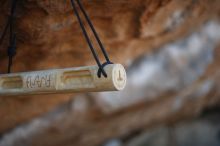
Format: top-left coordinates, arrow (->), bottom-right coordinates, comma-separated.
0,64 -> 126,96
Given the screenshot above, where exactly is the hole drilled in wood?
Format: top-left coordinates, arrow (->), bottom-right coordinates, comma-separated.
62,70 -> 94,88
1,76 -> 23,89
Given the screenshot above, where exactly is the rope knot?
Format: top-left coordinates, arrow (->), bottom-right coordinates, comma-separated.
7,45 -> 16,57
97,61 -> 113,78
7,35 -> 16,57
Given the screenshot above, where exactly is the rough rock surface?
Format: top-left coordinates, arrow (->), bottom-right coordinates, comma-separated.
0,0 -> 220,146
125,114 -> 220,146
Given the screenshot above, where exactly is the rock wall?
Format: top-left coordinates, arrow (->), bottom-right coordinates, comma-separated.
0,0 -> 220,146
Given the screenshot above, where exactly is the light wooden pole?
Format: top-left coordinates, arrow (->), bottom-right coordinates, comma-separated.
0,64 -> 126,96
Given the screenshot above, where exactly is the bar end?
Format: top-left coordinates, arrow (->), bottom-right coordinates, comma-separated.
112,64 -> 127,91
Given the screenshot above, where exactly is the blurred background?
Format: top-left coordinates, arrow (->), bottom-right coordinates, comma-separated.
0,0 -> 220,146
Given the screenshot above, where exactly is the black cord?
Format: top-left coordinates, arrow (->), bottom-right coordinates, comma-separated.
76,0 -> 111,63
0,0 -> 17,73
70,0 -> 113,78
8,0 -> 17,73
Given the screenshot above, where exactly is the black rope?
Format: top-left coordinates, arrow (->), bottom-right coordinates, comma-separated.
0,0 -> 17,73
76,0 -> 111,63
70,0 -> 113,78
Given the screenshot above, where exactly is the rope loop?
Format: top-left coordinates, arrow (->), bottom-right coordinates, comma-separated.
97,61 -> 113,78
70,0 -> 113,78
